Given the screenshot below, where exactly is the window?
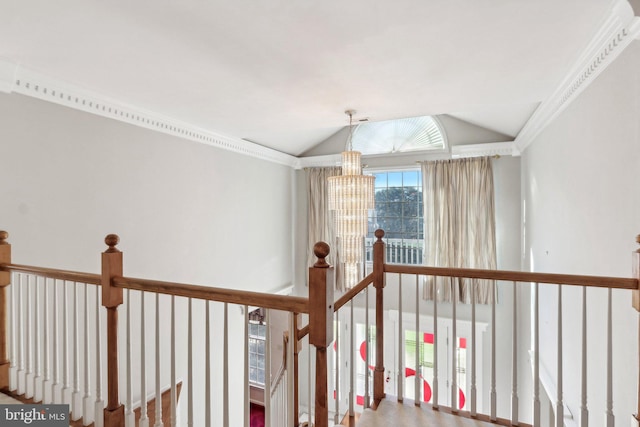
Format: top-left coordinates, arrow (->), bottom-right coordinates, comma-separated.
366,169 -> 424,264
248,312 -> 267,386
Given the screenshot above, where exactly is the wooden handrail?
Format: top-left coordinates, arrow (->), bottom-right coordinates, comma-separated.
333,273 -> 374,312
384,264 -> 639,290
112,276 -> 309,313
297,324 -> 309,341
0,263 -> 102,285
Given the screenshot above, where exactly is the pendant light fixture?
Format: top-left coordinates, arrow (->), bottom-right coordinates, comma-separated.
328,110 -> 375,288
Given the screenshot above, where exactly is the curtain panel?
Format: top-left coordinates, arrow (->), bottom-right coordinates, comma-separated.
306,167 -> 344,290
421,157 -> 497,304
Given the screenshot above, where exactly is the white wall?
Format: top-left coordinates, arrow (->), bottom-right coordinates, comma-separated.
522,40 -> 640,426
0,92 -> 296,426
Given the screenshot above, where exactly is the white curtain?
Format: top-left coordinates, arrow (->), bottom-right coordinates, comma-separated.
421,157 -> 497,304
306,167 -> 344,290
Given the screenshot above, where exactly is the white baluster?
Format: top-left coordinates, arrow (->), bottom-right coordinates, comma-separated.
62,281 -> 71,406
491,280 -> 497,421
433,277 -> 438,409
170,296 -> 176,427
72,282 -> 81,420
25,275 -> 32,398
223,302 -> 229,427
187,298 -> 193,427
556,285 -> 564,427
511,282 -> 519,425
94,286 -> 104,427
452,279 -> 458,412
287,314 -> 295,427
206,300 -> 211,427
471,278 -> 477,417
397,274 -> 404,402
415,275 -> 420,406
334,309 -> 340,425
265,309 -> 271,427
34,276 -> 41,402
349,299 -> 354,415
154,293 -> 163,427
579,287 -> 588,427
42,278 -> 51,403
364,285 -> 370,409
125,290 -> 134,427
83,283 -> 93,425
605,288 -> 614,427
52,279 -> 60,404
243,305 -> 248,427
140,291 -> 148,427
307,337 -> 312,425
533,282 -> 540,427
17,274 -> 23,395
8,272 -> 15,391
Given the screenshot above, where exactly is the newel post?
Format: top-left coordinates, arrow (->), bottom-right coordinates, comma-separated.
373,229 -> 386,405
101,234 -> 124,427
0,231 -> 11,390
309,242 -> 334,427
633,235 -> 640,424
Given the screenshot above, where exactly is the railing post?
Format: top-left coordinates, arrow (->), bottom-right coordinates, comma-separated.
101,234 -> 124,427
373,229 -> 386,405
0,231 -> 11,390
633,235 -> 640,424
309,242 -> 334,427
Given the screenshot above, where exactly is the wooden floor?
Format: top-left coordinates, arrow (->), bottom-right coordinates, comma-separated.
356,400 -> 500,427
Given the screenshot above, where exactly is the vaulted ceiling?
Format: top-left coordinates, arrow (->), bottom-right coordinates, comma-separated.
0,0 -> 638,163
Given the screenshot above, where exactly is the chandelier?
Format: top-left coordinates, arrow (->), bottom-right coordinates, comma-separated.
328,110 -> 375,288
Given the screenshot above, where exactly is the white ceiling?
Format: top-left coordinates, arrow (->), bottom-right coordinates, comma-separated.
0,0 -> 622,156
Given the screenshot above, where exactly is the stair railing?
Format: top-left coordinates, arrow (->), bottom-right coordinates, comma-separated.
299,229 -> 640,427
2,229 -> 639,427
0,231 -> 307,427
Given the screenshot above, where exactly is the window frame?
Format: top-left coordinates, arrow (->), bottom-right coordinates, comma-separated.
365,167 -> 424,265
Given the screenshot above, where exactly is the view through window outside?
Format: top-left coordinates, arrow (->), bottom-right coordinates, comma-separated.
367,170 -> 423,264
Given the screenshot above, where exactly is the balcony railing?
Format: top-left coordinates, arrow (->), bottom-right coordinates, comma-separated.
365,237 -> 423,265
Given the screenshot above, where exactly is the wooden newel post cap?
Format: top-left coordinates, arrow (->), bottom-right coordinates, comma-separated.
0,231 -> 8,245
105,234 -> 120,253
375,229 -> 385,241
313,242 -> 330,268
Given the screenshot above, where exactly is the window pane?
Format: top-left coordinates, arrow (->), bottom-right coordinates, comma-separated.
367,169 -> 423,265
374,173 -> 387,188
403,170 -> 419,187
387,172 -> 403,187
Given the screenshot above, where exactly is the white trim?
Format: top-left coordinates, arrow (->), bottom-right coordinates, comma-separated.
451,142 -> 520,159
516,0 -> 639,152
5,63 -> 298,168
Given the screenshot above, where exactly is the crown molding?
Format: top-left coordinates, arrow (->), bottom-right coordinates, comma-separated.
515,0 -> 639,152
3,64 -> 298,168
294,154 -> 342,169
451,141 -> 520,158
